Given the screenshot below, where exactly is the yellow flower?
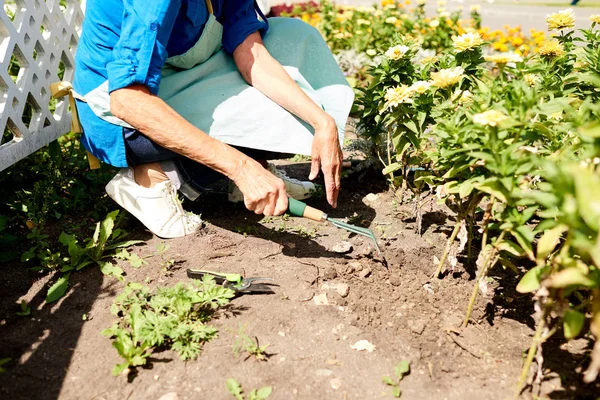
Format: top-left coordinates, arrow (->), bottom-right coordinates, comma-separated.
381,0 -> 395,6
459,90 -> 473,104
523,74 -> 540,87
484,52 -> 523,64
417,0 -> 426,4
357,18 -> 372,25
538,39 -> 566,57
431,67 -> 465,88
385,16 -> 398,24
470,5 -> 481,11
385,44 -> 411,60
437,0 -> 447,6
550,112 -> 563,121
452,32 -> 484,52
430,19 -> 440,28
473,110 -> 508,126
410,80 -> 433,94
546,8 -> 575,31
366,49 -> 378,56
420,56 -> 438,64
384,85 -> 415,109
590,14 -> 600,24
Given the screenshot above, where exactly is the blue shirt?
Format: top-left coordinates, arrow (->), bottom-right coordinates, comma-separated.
74,0 -> 268,167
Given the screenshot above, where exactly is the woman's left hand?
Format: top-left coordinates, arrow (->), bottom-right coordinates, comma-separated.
309,117 -> 343,208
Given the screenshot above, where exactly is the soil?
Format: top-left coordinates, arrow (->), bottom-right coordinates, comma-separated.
1,157 -> 599,400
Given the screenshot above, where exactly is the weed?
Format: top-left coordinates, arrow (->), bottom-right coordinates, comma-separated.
0,358 -> 11,374
39,211 -> 143,303
232,324 -> 270,362
382,360 -> 410,397
102,276 -> 235,376
226,378 -> 272,400
153,242 -> 176,273
15,300 -> 31,317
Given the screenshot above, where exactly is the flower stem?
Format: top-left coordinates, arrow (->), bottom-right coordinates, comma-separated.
515,307 -> 549,398
433,219 -> 462,279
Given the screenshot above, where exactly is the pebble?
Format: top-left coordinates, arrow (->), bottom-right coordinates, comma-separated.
364,193 -> 379,202
315,369 -> 333,377
158,393 -> 179,400
346,261 -> 362,274
350,339 -> 376,352
389,273 -> 402,286
313,293 -> 329,306
359,267 -> 372,278
322,282 -> 350,298
323,267 -> 338,281
330,378 -> 342,390
408,319 -> 427,335
332,241 -> 353,254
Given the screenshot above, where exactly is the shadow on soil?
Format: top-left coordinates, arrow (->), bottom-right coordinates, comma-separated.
0,266 -> 105,400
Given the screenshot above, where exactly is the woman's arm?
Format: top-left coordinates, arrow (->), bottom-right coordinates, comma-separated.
233,32 -> 343,208
110,84 -> 288,216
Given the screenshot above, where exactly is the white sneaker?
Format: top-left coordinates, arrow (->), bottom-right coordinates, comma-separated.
228,163 -> 316,203
105,168 -> 202,238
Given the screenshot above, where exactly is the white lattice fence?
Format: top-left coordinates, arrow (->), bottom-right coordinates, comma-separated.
0,0 -> 85,172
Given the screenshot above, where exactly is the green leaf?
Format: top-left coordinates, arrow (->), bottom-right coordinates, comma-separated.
574,169 -> 600,231
226,378 -> 244,400
99,261 -> 125,281
516,266 -> 545,293
536,225 -> 568,262
46,274 -> 70,303
475,179 -> 508,203
578,121 -> 600,138
546,268 -> 596,289
112,362 -> 130,376
382,375 -> 395,386
0,358 -> 11,373
497,240 -> 524,257
383,162 -> 403,175
392,387 -> 402,397
459,180 -> 475,199
395,360 -> 410,380
255,386 -> 273,399
105,240 -> 144,250
563,309 -> 585,340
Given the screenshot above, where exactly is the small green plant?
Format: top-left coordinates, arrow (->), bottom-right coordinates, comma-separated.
15,300 -> 31,317
102,276 -> 235,376
154,242 -> 175,272
382,360 -> 410,398
232,324 -> 270,361
0,358 -> 11,374
44,210 -> 143,303
226,378 -> 272,400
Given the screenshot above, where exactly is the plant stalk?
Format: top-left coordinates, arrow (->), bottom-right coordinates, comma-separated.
433,219 -> 462,279
515,307 -> 549,398
463,231 -> 506,326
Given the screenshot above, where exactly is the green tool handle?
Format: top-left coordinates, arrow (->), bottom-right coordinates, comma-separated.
288,198 -> 326,222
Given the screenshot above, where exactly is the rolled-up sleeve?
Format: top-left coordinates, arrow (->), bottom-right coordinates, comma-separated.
107,0 -> 181,94
221,0 -> 269,54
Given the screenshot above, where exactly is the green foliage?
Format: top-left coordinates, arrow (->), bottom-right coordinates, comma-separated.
226,378 -> 272,400
0,358 -> 11,374
103,277 -> 235,376
27,210 -> 144,303
15,300 -> 31,317
382,360 -> 411,397
232,324 -> 270,362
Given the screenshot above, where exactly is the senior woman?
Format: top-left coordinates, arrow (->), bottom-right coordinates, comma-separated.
73,0 -> 353,238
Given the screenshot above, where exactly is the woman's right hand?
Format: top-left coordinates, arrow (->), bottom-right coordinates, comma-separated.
232,159 -> 289,216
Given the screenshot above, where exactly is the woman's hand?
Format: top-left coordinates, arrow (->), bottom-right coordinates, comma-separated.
232,158 -> 289,216
309,116 -> 343,208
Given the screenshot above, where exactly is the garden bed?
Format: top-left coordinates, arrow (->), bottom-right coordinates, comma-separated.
1,155 -> 597,399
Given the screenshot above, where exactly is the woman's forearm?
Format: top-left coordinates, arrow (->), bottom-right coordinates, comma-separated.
233,32 -> 336,131
110,84 -> 247,180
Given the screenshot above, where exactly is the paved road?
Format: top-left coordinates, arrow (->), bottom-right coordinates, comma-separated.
325,0 -> 600,31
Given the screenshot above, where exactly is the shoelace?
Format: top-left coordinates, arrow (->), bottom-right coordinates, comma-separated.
163,182 -> 201,231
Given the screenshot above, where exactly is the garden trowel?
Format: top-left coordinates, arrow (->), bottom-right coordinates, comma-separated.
287,198 -> 381,255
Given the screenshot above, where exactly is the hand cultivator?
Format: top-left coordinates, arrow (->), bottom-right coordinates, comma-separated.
287,198 -> 382,255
